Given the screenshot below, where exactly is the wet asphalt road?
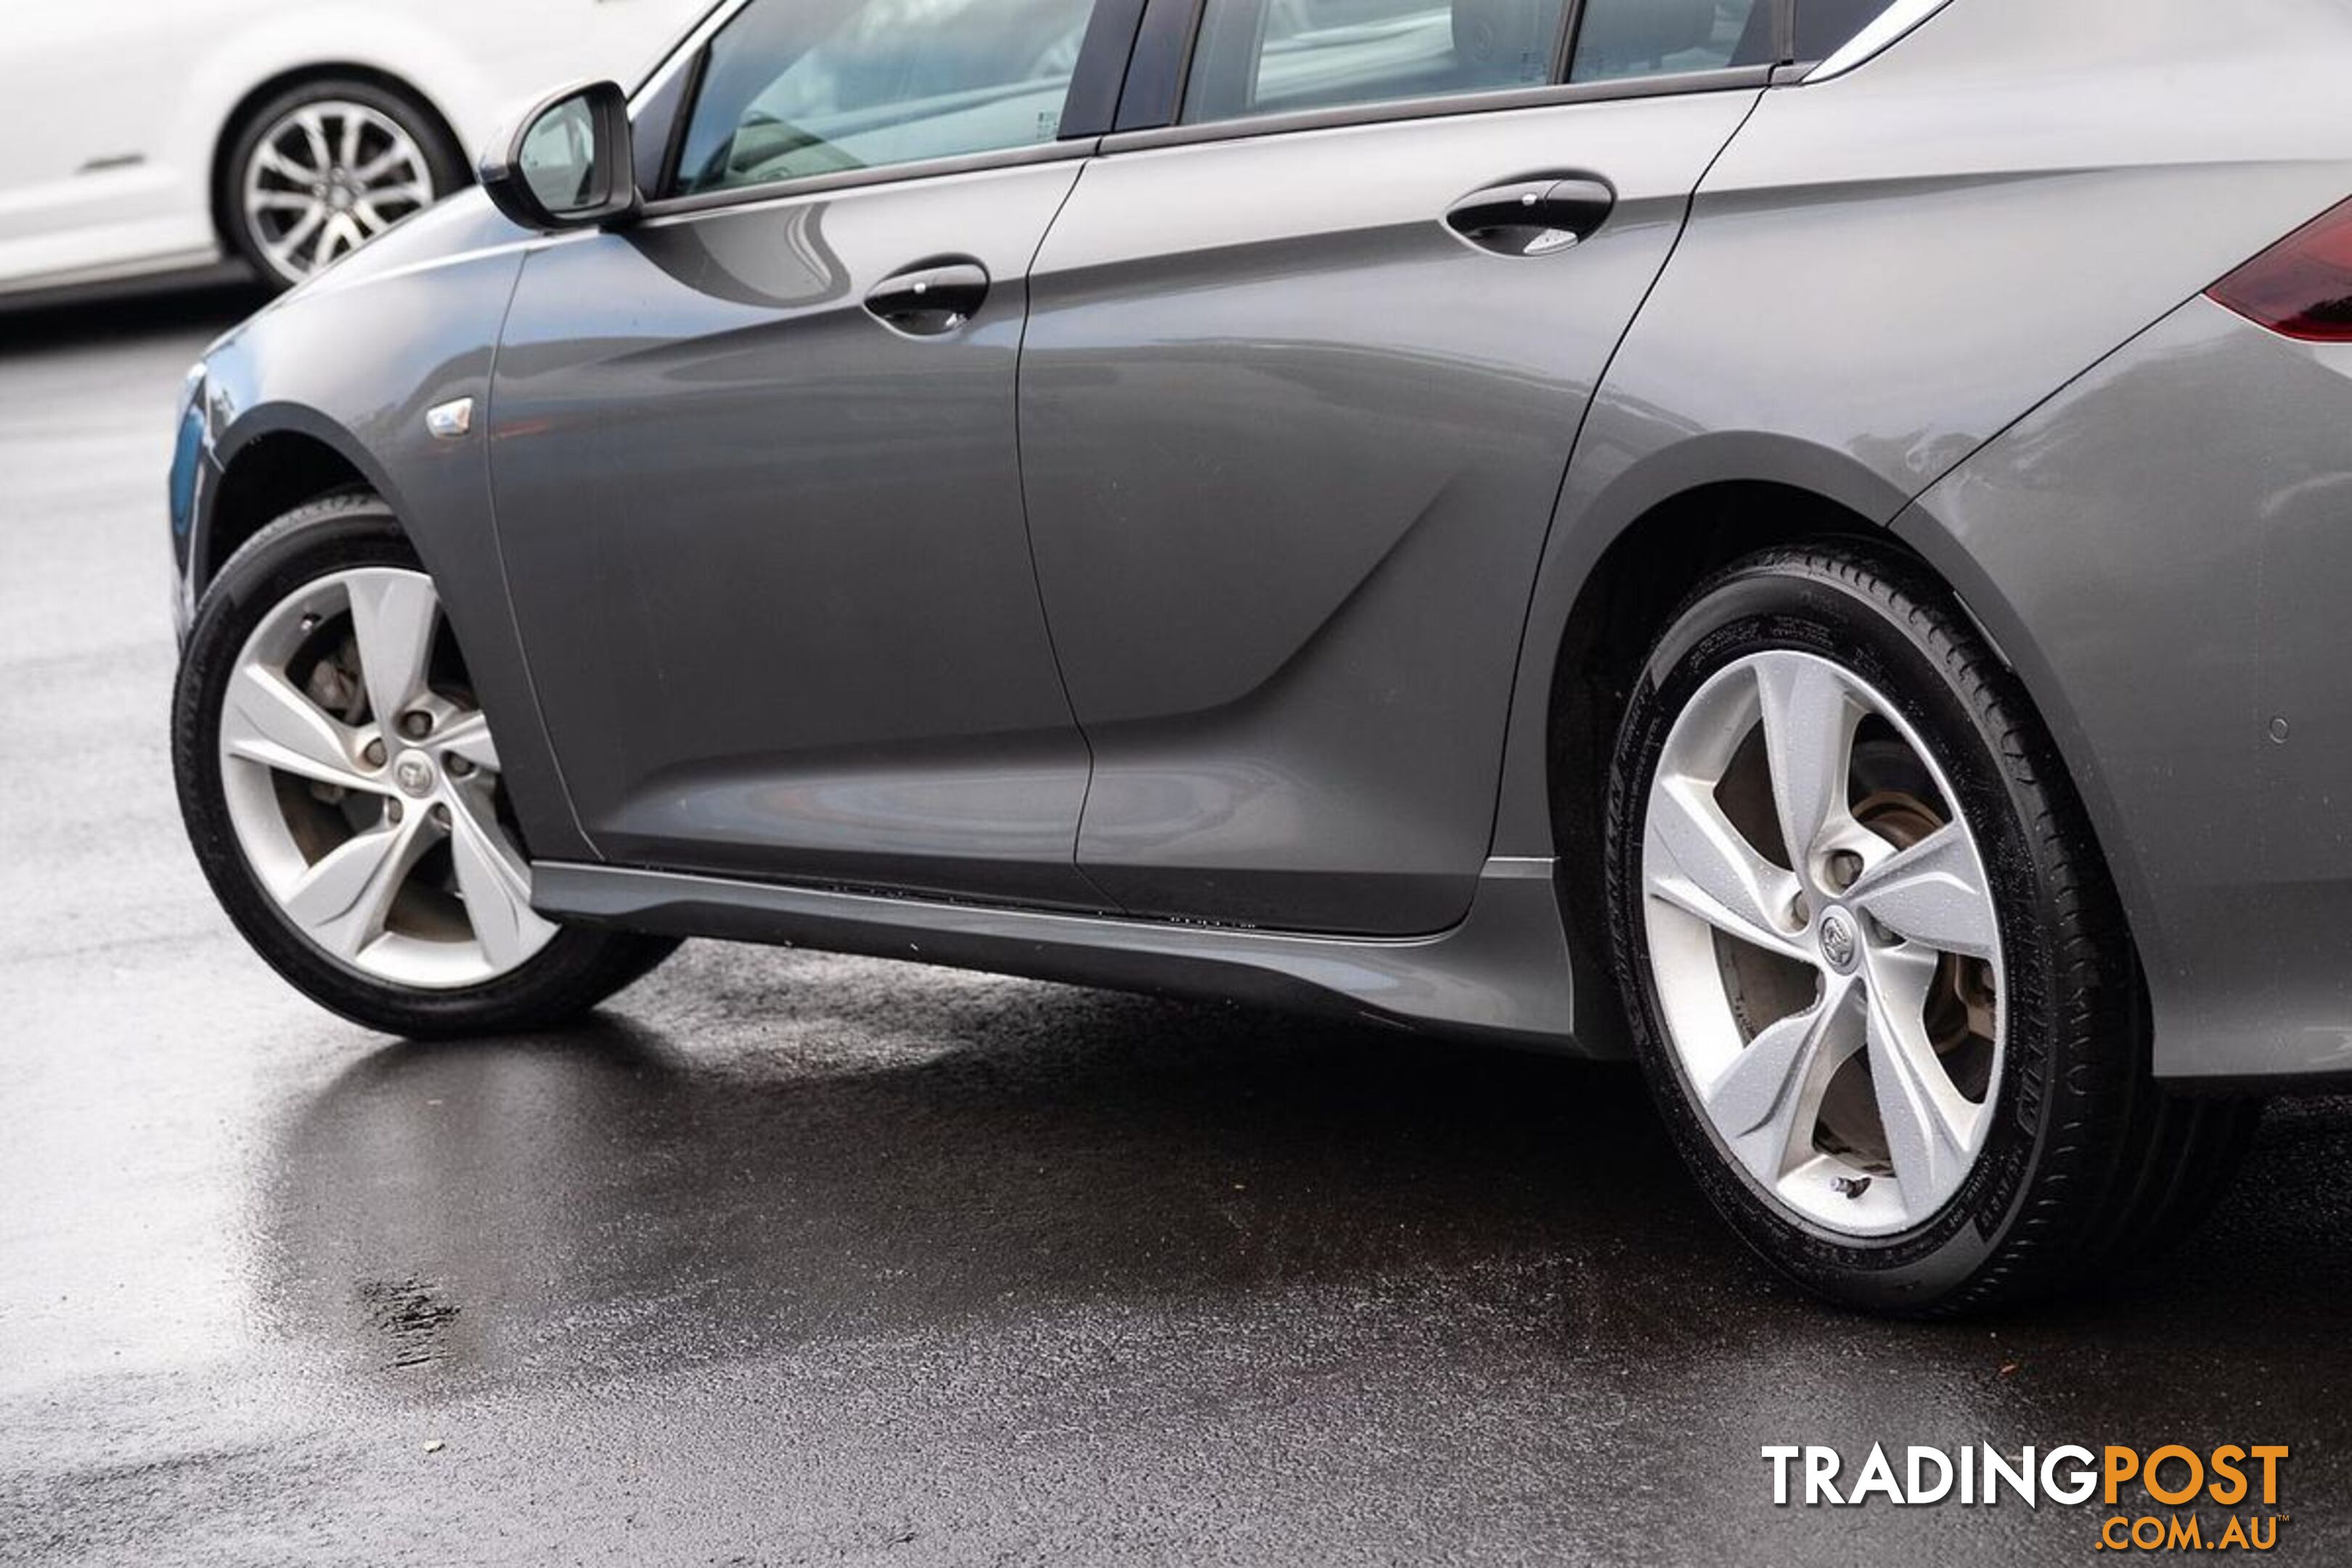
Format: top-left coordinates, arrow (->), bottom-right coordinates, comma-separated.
4,288 -> 2351,1568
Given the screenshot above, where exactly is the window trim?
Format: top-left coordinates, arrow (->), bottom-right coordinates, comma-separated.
645,38 -> 713,197
630,0 -> 754,121
1549,0 -> 1593,86
1063,0 -> 1172,136
1805,0 -> 1947,81
1113,0 -> 1207,130
1099,62 -> 1770,156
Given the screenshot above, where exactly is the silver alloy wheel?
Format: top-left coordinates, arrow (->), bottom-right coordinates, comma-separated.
1641,650 -> 2005,1238
217,567 -> 558,989
240,101 -> 435,284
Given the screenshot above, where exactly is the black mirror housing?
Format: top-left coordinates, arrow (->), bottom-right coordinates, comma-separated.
479,81 -> 638,232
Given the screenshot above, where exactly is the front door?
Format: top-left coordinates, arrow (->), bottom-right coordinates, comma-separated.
1021,0 -> 1773,933
489,0 -> 1108,908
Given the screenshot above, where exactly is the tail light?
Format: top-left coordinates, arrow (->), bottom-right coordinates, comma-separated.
2208,198 -> 2352,342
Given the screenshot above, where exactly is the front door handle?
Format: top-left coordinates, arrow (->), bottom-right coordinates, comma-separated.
1445,176 -> 1616,257
863,257 -> 990,336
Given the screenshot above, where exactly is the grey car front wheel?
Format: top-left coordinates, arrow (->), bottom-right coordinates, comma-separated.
1604,542 -> 2255,1314
215,560 -> 559,988
173,492 -> 677,1037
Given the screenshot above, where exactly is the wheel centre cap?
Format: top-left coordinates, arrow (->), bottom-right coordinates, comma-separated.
1818,907 -> 1861,973
393,750 -> 437,799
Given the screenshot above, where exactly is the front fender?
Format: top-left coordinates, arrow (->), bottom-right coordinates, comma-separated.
184,231 -> 593,864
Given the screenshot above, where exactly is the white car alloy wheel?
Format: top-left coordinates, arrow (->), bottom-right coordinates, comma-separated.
1639,648 -> 2003,1238
216,565 -> 558,988
240,99 -> 436,283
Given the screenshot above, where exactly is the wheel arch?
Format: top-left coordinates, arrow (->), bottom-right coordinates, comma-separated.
1496,429 -> 1927,869
1888,483 -> 2164,1032
1512,446 -> 2149,1063
207,63 -> 468,257
200,411 -> 402,599
1536,477 -> 1911,994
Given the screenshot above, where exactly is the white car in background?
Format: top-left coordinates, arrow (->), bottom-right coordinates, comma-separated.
0,0 -> 706,295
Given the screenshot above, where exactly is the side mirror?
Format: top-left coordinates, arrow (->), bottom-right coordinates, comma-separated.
479,81 -> 638,232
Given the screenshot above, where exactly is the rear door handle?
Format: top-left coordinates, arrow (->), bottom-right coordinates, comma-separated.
863,257 -> 990,336
1445,176 -> 1616,257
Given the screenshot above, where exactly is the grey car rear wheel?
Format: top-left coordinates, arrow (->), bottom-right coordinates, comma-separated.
1639,646 -> 2005,1239
1604,542 -> 2255,1314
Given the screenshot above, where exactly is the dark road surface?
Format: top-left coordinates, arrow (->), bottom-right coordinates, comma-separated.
4,288 -> 2349,1567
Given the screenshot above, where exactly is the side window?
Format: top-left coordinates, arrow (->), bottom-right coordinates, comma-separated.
1181,0 -> 1573,125
671,0 -> 1098,196
1568,0 -> 1773,83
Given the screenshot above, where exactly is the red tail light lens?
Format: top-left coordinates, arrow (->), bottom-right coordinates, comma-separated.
2209,198 -> 2352,342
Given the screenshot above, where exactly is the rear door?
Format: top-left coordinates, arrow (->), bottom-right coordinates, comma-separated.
489,0 -> 1132,908
1021,0 -> 1776,934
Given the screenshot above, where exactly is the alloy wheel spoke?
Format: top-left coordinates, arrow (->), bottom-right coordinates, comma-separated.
337,111 -> 364,170
293,110 -> 333,175
281,810 -> 438,960
1645,775 -> 1808,960
256,142 -> 319,183
221,661 -> 377,791
1708,976 -> 1866,1184
446,791 -> 555,971
317,213 -> 359,264
1847,822 -> 1998,960
266,207 -> 325,267
433,710 -> 501,775
1755,653 -> 1860,880
367,181 -> 432,209
350,147 -> 410,183
1863,944 -> 1980,1211
347,571 -> 441,728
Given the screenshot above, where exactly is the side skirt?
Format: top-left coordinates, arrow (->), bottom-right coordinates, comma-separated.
532,855 -> 1622,1054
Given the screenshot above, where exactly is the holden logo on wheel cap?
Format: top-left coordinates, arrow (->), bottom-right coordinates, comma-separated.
1818,910 -> 1860,973
393,751 -> 436,798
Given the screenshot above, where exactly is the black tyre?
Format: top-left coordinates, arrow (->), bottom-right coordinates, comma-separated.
1602,541 -> 2253,1313
219,78 -> 466,290
172,493 -> 677,1037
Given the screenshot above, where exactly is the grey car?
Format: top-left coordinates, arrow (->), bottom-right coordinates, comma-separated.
166,0 -> 2352,1312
